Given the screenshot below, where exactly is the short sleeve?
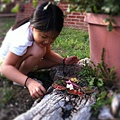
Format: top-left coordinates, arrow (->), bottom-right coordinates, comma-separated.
9,41 -> 32,56
9,22 -> 33,56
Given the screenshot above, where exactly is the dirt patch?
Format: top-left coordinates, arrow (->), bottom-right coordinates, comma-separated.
0,84 -> 34,120
0,70 -> 53,120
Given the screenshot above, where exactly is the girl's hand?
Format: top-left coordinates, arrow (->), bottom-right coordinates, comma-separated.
65,56 -> 79,65
26,78 -> 46,98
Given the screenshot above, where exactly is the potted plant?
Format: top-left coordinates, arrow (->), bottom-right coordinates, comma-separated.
62,0 -> 120,85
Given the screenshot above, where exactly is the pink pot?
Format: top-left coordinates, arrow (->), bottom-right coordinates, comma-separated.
84,13 -> 120,84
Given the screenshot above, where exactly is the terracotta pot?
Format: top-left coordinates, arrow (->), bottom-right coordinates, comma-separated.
84,13 -> 120,84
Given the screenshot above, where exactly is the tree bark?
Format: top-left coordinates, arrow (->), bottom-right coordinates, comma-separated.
14,58 -> 96,120
14,89 -> 95,120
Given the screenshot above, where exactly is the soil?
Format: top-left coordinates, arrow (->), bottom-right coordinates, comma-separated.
0,17 -> 53,120
0,82 -> 35,120
0,70 -> 53,120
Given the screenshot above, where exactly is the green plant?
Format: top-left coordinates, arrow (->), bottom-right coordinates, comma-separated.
76,48 -> 117,117
91,90 -> 113,117
64,0 -> 120,15
62,0 -> 120,31
78,48 -> 116,89
0,0 -> 60,13
0,0 -> 39,13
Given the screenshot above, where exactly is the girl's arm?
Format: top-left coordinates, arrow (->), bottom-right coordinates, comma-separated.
1,51 -> 46,98
1,52 -> 27,85
44,45 -> 64,64
44,45 -> 79,65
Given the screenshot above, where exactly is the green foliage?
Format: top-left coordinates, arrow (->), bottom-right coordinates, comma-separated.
11,4 -> 19,13
95,48 -> 116,87
1,0 -> 11,4
104,18 -> 116,31
0,0 -> 39,13
32,0 -> 38,7
64,0 -> 120,16
63,0 -> 120,31
76,48 -> 117,116
92,90 -> 113,116
78,48 -> 116,89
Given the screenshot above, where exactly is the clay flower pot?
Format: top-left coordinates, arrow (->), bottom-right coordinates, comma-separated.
84,13 -> 120,85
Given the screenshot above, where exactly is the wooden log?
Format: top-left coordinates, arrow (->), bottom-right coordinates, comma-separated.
14,58 -> 96,120
14,89 -> 95,120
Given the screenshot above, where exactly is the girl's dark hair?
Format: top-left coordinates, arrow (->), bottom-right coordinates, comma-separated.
12,2 -> 64,33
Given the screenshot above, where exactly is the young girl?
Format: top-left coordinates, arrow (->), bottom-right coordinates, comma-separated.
0,1 -> 79,98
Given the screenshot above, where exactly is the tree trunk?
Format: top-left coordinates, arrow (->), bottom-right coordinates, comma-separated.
14,58 -> 96,120
14,89 -> 95,120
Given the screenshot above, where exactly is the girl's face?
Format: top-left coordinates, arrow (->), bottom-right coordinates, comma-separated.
31,26 -> 59,48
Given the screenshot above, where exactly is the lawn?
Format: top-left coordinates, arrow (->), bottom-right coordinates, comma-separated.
52,27 -> 89,58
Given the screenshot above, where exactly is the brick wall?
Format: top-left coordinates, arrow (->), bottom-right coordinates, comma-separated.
16,2 -> 88,30
16,3 -> 34,21
59,2 -> 88,30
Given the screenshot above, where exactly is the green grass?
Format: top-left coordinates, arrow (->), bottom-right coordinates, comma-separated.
0,18 -> 15,36
52,27 -> 89,58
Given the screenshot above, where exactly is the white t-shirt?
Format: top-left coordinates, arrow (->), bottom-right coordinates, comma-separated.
0,22 -> 33,59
